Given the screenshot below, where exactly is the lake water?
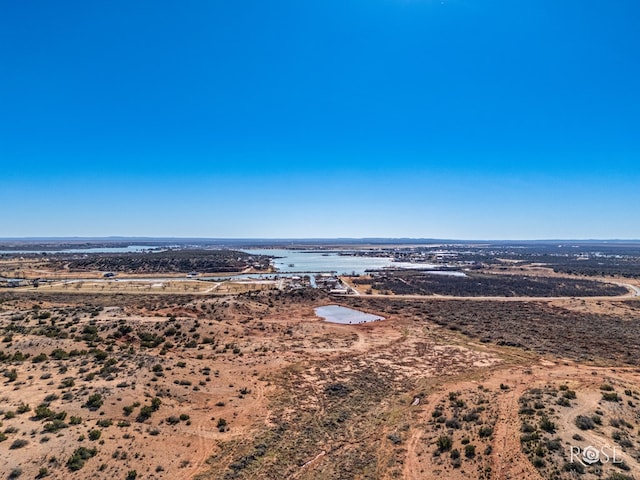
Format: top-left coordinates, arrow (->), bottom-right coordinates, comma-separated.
425,270 -> 468,277
0,245 -> 160,255
315,305 -> 384,324
243,248 -> 418,275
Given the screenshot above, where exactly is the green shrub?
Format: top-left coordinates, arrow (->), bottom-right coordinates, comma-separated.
166,416 -> 180,425
32,353 -> 48,363
9,439 -> 28,449
464,444 -> 476,458
67,447 -> 97,471
137,405 -> 154,422
51,349 -> 69,360
59,377 -> 75,388
43,419 -> 68,433
602,392 -> 621,402
217,418 -> 227,432
436,435 -> 452,452
84,394 -> 103,411
539,416 -> 556,434
478,426 -> 494,438
8,468 -> 21,479
36,467 -> 49,478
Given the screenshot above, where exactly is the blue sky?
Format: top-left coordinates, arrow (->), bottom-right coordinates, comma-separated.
1,0 -> 639,239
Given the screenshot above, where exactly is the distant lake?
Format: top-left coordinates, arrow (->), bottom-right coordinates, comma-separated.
243,248 -> 400,275
0,245 -> 159,255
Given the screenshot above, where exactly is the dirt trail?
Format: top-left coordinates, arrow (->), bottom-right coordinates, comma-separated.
491,380 -> 544,480
402,429 -> 423,480
182,423 -> 212,480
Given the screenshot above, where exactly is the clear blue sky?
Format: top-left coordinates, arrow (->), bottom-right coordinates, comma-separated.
1,0 -> 639,239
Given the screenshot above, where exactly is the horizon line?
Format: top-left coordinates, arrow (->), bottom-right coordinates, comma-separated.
1,236 -> 640,243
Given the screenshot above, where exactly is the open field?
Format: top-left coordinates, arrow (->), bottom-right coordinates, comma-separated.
10,279 -> 274,296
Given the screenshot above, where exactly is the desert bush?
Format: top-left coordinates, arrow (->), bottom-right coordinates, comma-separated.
603,392 -> 621,402
69,416 -> 82,425
436,435 -> 453,452
539,416 -> 556,433
67,447 -> 97,471
9,439 -> 28,449
217,418 -> 227,432
84,393 -> 103,411
137,405 -> 154,422
465,444 -> 476,458
166,416 -> 180,425
520,432 -> 540,443
32,353 -> 48,363
8,468 -> 22,479
445,418 -> 460,429
96,418 -> 112,428
43,419 -> 68,432
36,467 -> 49,478
34,404 -> 54,420
521,423 -> 536,433
50,349 -> 69,360
59,377 -> 75,388
563,461 -> 585,473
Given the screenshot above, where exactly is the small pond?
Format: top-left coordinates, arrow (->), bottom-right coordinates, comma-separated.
314,305 -> 384,324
